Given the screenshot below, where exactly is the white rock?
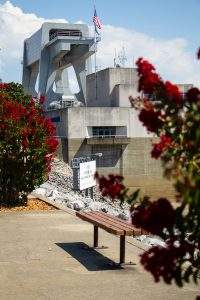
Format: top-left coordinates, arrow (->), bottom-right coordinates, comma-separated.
89,202 -> 103,211
66,202 -> 74,209
135,235 -> 165,247
34,187 -> 47,196
118,212 -> 129,221
73,200 -> 85,211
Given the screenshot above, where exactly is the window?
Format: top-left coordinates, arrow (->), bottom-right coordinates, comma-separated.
92,127 -> 116,137
49,29 -> 82,41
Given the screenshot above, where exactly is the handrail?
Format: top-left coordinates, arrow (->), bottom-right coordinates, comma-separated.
50,30 -> 82,41
87,135 -> 128,138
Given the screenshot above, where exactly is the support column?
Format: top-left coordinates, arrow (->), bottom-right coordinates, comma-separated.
93,225 -> 98,248
120,235 -> 125,264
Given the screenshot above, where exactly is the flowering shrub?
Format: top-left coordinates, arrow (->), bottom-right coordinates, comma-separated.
96,52 -> 200,289
0,82 -> 58,207
94,173 -> 125,200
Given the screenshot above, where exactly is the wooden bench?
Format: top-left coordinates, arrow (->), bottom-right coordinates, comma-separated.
76,211 -> 144,264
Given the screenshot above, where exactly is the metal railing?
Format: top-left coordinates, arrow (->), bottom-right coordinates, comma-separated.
50,30 -> 82,41
87,135 -> 128,139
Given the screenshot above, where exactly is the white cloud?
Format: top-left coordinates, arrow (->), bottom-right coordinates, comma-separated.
95,25 -> 200,87
0,1 -> 199,90
0,1 -> 68,80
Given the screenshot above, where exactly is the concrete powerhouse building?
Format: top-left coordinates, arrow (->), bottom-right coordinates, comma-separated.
23,22 -> 193,200
44,67 -> 175,199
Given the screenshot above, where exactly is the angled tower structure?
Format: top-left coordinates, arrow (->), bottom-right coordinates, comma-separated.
22,22 -> 95,110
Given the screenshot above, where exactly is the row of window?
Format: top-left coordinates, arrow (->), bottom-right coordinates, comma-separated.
92,127 -> 116,137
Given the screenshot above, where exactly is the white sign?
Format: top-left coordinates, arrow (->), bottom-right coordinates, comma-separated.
79,160 -> 96,190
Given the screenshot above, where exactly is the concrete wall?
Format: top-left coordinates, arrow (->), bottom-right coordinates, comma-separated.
25,29 -> 42,66
115,84 -> 138,107
45,108 -> 69,138
86,68 -> 139,107
45,107 -> 175,200
67,137 -> 175,200
66,107 -> 151,139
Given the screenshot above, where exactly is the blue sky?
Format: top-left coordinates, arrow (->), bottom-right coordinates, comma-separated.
9,0 -> 200,48
0,0 -> 199,88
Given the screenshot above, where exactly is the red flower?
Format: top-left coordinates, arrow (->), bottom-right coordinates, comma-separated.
164,81 -> 182,104
95,172 -> 124,199
131,198 -> 174,235
136,57 -> 161,94
45,137 -> 59,153
186,87 -> 200,104
139,108 -> 161,133
4,83 -> 10,90
22,140 -> 29,149
30,99 -> 35,105
151,135 -> 172,159
140,238 -> 195,284
34,139 -> 40,148
151,142 -> 164,159
40,93 -> 46,104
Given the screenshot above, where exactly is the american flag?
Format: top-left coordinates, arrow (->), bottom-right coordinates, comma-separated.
93,9 -> 101,30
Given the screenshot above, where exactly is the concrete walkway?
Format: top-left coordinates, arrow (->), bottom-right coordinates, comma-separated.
0,209 -> 199,300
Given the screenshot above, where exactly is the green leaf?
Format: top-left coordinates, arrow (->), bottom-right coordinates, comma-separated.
193,269 -> 200,284
183,265 -> 193,283
174,268 -> 183,287
127,189 -> 140,205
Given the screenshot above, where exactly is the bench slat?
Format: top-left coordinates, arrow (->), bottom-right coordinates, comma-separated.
94,212 -> 142,236
87,212 -> 134,235
76,211 -> 123,235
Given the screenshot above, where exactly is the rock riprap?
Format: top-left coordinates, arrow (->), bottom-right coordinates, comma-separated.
34,158 -> 130,220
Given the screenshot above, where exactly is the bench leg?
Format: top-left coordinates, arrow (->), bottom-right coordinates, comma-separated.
120,235 -> 125,264
93,225 -> 98,248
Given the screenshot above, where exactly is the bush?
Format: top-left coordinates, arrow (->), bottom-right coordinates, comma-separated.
0,82 -> 58,207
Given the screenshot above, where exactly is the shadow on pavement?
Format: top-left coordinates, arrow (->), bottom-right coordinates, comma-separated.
56,242 -> 123,271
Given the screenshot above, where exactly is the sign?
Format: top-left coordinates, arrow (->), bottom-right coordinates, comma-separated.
79,160 -> 96,190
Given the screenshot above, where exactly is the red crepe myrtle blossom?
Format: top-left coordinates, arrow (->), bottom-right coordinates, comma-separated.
0,83 -> 10,90
136,58 -> 161,94
136,58 -> 182,107
95,172 -> 124,199
186,87 -> 200,104
164,81 -> 182,104
140,238 -> 195,284
22,140 -> 29,149
139,108 -> 161,133
40,93 -> 45,104
151,142 -> 164,159
151,135 -> 172,159
131,198 -> 174,235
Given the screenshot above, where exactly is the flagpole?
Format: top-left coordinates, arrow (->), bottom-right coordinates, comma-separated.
94,21 -> 97,100
94,38 -> 98,101
93,5 -> 97,101
93,5 -> 101,101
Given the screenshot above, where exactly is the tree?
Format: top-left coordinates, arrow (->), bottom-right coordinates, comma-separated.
95,49 -> 200,288
0,82 -> 58,207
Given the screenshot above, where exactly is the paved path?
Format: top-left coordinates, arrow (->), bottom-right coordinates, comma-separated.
0,210 -> 199,300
